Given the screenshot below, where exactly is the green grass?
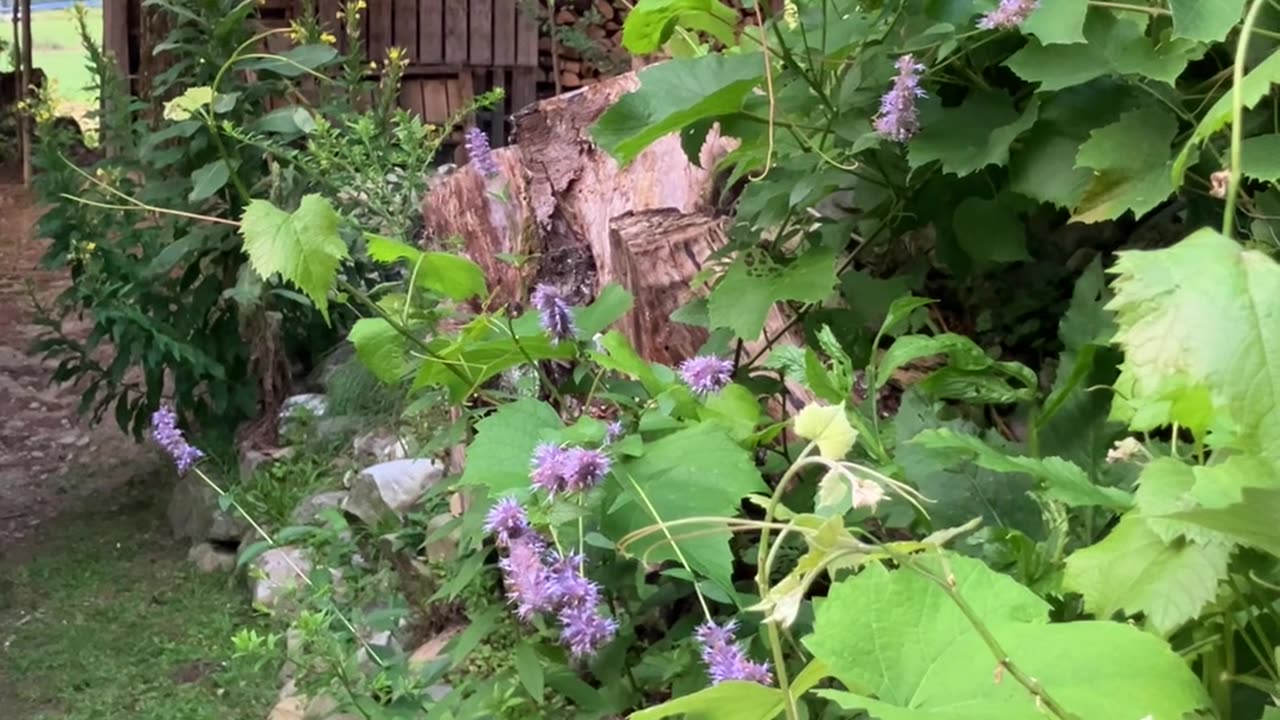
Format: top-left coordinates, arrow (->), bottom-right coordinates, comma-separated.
1,7 -> 101,105
0,486 -> 279,720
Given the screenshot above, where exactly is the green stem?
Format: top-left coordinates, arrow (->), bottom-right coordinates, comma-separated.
1225,0 -> 1270,238
622,472 -> 712,621
335,278 -> 471,386
504,314 -> 564,406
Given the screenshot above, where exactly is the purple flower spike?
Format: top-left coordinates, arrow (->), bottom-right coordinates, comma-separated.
873,54 -> 927,143
499,536 -> 554,621
679,356 -> 734,396
484,497 -> 529,547
531,443 -> 569,496
531,284 -> 576,345
694,620 -> 773,687
605,421 -> 624,444
558,604 -> 618,659
149,406 -> 204,474
560,448 -> 612,493
547,552 -> 601,610
465,127 -> 499,178
978,0 -> 1038,30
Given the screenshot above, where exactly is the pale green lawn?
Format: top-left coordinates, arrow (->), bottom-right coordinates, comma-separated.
3,7 -> 101,106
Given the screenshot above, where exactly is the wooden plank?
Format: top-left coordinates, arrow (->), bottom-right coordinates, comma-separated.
515,0 -> 537,67
418,0 -> 444,63
369,0 -> 393,61
468,0 -> 492,65
393,0 -> 420,61
102,0 -> 130,80
423,79 -> 450,123
510,67 -> 536,116
444,0 -> 468,64
400,78 -> 427,119
318,0 -> 341,38
492,0 -> 515,66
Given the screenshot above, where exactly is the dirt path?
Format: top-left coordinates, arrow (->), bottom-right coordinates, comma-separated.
0,181 -> 160,548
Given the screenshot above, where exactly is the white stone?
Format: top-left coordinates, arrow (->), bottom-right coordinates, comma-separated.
290,490 -> 348,526
278,393 -> 329,436
248,546 -> 312,612
351,428 -> 408,465
341,459 -> 443,525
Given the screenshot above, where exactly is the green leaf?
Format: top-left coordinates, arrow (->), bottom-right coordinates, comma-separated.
1156,456 -> 1280,555
364,233 -> 486,301
1166,485 -> 1280,556
575,284 -> 635,337
162,86 -> 213,121
348,318 -> 407,384
253,44 -> 338,77
1108,229 -> 1280,461
707,247 -> 837,340
239,195 -> 347,321
590,330 -> 670,396
1241,135 -> 1280,181
1007,10 -> 1201,91
1072,106 -> 1177,223
793,402 -> 856,460
910,428 -> 1133,510
1170,0 -> 1244,42
953,196 -> 1029,264
592,53 -> 761,166
700,383 -> 763,442
605,423 -> 766,596
188,160 -> 230,202
630,681 -> 784,720
1133,457 -> 1234,547
895,391 -> 1043,535
909,92 -> 1040,176
807,555 -> 1210,720
621,0 -> 740,54
513,643 -> 545,699
875,333 -> 995,389
460,400 -> 563,495
1063,515 -> 1229,636
1174,47 -> 1280,184
1022,0 -> 1088,44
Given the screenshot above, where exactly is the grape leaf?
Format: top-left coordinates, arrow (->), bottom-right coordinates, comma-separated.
1064,515 -> 1229,636
1072,106 -> 1177,223
621,0 -> 740,54
953,196 -> 1029,264
1022,0 -> 1088,45
1241,135 -> 1280,181
347,318 -> 407,384
605,423 -> 766,596
807,555 -> 1210,720
364,233 -> 487,301
1158,454 -> 1280,555
592,53 -> 761,166
1007,10 -> 1201,91
1173,47 -> 1280,184
1108,229 -> 1280,462
794,402 -> 856,459
459,399 -> 563,495
909,92 -> 1039,176
630,681 -> 784,720
707,247 -> 837,340
910,428 -> 1133,510
239,195 -> 347,321
1170,0 -> 1245,42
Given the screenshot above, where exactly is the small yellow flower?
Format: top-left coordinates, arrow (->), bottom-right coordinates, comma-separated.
287,20 -> 306,43
84,242 -> 97,253
387,46 -> 404,62
355,0 -> 367,10
368,61 -> 378,70
783,0 -> 798,29
320,31 -> 337,45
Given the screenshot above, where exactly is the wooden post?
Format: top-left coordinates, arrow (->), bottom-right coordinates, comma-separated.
19,0 -> 32,186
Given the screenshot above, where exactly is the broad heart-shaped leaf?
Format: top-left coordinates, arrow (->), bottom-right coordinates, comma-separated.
188,160 -> 230,202
592,53 -> 761,166
1174,47 -> 1280,184
1072,106 -> 1177,223
347,318 -> 407,384
621,0 -> 739,54
1063,515 -> 1229,636
1241,135 -> 1280,181
707,247 -> 837,340
629,681 -> 784,720
807,555 -> 1210,720
1108,229 -> 1280,462
1008,9 -> 1201,92
894,391 -> 1044,536
909,429 -> 1133,510
239,195 -> 347,321
1022,0 -> 1088,44
364,233 -> 487,301
1158,454 -> 1280,555
909,92 -> 1039,176
1170,0 -> 1244,42
604,423 -> 766,597
459,399 -> 562,495
793,402 -> 856,460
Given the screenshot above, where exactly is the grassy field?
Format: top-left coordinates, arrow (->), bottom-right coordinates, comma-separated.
2,7 -> 101,106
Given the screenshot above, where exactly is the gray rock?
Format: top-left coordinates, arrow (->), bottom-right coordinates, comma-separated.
341,459 -> 443,525
306,341 -> 356,392
289,490 -> 348,526
248,546 -> 313,612
188,542 -> 237,574
279,394 -> 329,436
352,428 -> 408,465
424,513 -> 459,564
168,474 -> 250,542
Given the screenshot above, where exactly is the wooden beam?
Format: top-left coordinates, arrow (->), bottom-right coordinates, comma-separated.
19,0 -> 32,186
